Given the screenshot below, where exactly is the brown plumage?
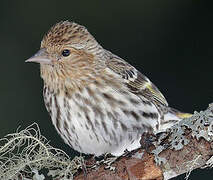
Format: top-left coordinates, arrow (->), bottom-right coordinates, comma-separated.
26,21 -> 191,156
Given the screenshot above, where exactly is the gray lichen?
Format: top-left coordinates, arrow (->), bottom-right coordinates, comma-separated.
183,107 -> 213,141
0,123 -> 82,180
152,104 -> 213,165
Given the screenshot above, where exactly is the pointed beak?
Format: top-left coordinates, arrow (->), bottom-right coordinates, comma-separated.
25,48 -> 52,64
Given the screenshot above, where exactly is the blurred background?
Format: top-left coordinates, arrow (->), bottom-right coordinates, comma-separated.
0,0 -> 212,179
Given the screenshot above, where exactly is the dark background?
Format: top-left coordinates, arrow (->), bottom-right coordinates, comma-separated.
0,0 -> 212,179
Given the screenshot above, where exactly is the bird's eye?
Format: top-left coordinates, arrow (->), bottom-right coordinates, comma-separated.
62,49 -> 70,57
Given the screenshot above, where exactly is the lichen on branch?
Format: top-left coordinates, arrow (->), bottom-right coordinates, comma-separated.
0,123 -> 82,180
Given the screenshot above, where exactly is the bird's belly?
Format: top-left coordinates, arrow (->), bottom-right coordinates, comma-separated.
55,113 -> 142,156
44,84 -> 160,156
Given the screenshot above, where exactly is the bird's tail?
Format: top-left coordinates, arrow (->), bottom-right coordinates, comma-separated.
165,107 -> 192,120
159,107 -> 192,132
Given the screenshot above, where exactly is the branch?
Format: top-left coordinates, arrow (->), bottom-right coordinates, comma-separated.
75,104 -> 213,180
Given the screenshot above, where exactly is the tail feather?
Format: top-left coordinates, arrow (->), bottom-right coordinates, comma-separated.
166,107 -> 192,119
158,107 -> 192,132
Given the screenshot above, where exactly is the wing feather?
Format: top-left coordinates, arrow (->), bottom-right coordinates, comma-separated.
105,54 -> 168,106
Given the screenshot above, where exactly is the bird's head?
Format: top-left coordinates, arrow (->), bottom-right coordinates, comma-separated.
26,21 -> 104,65
26,21 -> 106,92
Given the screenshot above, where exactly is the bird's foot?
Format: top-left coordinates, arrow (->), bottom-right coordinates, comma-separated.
103,156 -> 117,171
88,151 -> 133,171
88,153 -> 118,171
87,155 -> 104,169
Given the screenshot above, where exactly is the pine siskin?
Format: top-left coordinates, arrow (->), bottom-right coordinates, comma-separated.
26,21 -> 191,156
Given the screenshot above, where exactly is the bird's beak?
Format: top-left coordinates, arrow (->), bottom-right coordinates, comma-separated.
25,48 -> 52,64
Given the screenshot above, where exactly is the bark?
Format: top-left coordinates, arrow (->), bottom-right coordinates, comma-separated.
74,104 -> 213,180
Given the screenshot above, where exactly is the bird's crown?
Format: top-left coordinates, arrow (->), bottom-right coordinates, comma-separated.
41,21 -> 97,50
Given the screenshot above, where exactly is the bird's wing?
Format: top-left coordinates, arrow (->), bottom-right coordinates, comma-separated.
105,54 -> 168,107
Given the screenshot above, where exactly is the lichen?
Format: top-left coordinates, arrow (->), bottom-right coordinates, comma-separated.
152,104 -> 213,165
0,123 -> 82,180
182,105 -> 213,141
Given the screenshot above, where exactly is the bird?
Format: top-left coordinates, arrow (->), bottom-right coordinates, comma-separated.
26,20 -> 191,157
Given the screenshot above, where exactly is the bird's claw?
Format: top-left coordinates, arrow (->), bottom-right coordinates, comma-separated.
103,157 -> 117,171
